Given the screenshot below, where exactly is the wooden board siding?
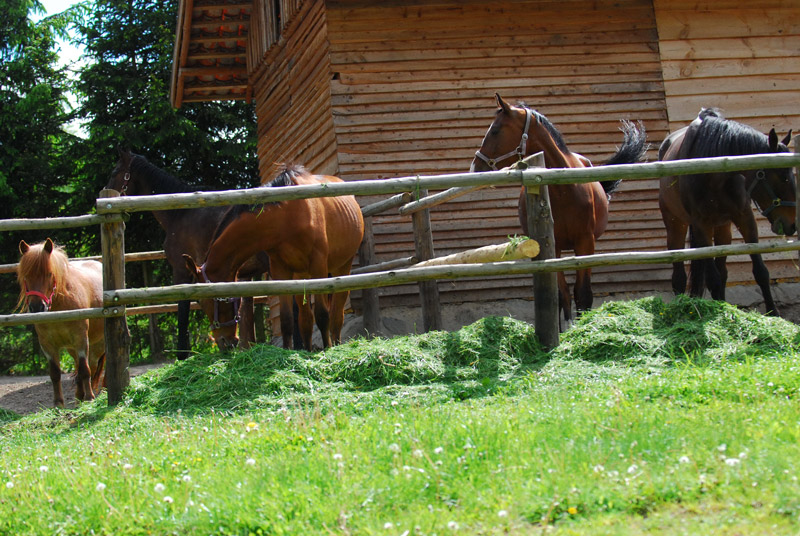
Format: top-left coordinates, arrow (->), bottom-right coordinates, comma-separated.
249,0 -> 339,333
654,0 -> 800,291
325,0 -> 673,309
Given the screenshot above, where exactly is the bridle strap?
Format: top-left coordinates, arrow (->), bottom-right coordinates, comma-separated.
747,169 -> 796,217
474,108 -> 534,171
24,282 -> 57,310
200,264 -> 240,329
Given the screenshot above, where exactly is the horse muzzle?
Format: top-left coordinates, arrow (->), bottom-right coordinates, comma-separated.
26,301 -> 48,314
215,335 -> 239,353
772,218 -> 797,237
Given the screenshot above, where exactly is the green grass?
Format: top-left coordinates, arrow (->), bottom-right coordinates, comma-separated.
1,296 -> 800,535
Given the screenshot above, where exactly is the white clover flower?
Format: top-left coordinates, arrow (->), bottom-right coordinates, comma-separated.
5,482 -> 13,489
724,458 -> 741,467
96,482 -> 106,492
498,510 -> 508,517
627,464 -> 639,474
390,400 -> 398,406
447,521 -> 459,530
388,443 -> 401,453
413,449 -> 423,458
154,483 -> 166,493
383,522 -> 393,529
182,475 -> 191,482
39,466 -> 48,473
122,463 -> 133,470
679,456 -> 690,464
333,453 -> 343,460
245,458 -> 256,466
592,464 -> 604,473
738,452 -> 748,459
434,447 -> 444,455
163,496 -> 174,503
717,444 -> 727,452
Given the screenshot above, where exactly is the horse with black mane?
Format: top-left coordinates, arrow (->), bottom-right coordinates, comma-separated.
659,108 -> 796,315
106,150 -> 271,354
471,94 -> 648,322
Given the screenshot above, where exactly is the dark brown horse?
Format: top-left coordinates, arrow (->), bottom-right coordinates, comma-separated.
471,94 -> 648,321
658,108 -> 796,315
106,150 -> 270,354
16,239 -> 105,407
184,164 -> 364,351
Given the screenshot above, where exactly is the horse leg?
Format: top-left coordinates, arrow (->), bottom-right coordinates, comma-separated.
713,224 -> 732,301
238,297 -> 255,349
573,239 -> 595,314
42,347 -> 64,408
176,300 -> 191,360
313,293 -> 332,348
557,272 -> 571,323
688,224 -> 723,299
278,295 -> 295,349
71,339 -> 95,402
294,295 -> 315,351
663,213 -> 689,294
329,292 -> 349,345
733,214 -> 779,316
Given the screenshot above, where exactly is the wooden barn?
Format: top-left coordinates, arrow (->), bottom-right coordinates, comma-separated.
170,0 -> 800,328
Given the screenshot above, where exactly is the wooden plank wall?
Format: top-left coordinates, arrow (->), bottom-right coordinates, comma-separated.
325,0 -> 673,308
249,0 -> 339,333
654,0 -> 800,286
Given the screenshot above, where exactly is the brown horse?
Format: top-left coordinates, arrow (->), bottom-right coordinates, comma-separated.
184,164 -> 365,350
471,94 -> 648,321
658,108 -> 796,315
16,239 -> 105,407
106,150 -> 271,354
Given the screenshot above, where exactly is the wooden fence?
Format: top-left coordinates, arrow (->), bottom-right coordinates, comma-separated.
1,149 -> 800,406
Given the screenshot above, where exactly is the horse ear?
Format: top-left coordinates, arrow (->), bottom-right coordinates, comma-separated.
182,254 -> 201,283
781,129 -> 793,146
768,128 -> 779,151
43,238 -> 54,254
495,93 -> 512,114
19,240 -> 30,254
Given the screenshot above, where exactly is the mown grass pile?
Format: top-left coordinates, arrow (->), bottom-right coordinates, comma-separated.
2,296 -> 800,535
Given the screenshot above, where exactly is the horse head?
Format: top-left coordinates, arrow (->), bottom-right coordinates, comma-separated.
183,254 -> 240,352
471,94 -> 533,172
17,238 -> 61,313
105,148 -> 138,195
749,128 -> 797,237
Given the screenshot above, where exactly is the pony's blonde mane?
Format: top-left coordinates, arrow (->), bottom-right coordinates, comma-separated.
16,242 -> 70,311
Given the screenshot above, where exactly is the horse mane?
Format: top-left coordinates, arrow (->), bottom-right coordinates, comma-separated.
688,108 -> 785,158
210,163 -> 308,243
129,153 -> 199,194
516,103 -> 570,154
16,242 -> 70,311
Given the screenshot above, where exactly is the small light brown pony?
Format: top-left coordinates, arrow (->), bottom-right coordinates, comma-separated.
184,164 -> 365,350
16,239 -> 105,407
471,94 -> 648,321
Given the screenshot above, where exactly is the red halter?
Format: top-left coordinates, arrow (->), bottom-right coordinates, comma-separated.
24,282 -> 57,310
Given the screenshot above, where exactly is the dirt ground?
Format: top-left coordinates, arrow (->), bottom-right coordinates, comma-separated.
0,363 -> 165,416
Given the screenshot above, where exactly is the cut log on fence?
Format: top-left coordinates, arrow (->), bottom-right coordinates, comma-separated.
361,192 -> 412,218
413,239 -> 539,268
350,255 -> 418,275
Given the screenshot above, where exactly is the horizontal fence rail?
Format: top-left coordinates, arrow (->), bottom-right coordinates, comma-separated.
0,213 -> 125,232
99,239 -> 800,306
0,250 -> 166,275
94,154 -> 800,214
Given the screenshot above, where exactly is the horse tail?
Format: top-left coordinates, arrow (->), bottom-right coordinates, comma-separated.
600,120 -> 649,197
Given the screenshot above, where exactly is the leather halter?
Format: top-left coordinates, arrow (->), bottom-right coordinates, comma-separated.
474,108 -> 535,171
746,169 -> 796,217
24,282 -> 57,311
200,264 -> 240,329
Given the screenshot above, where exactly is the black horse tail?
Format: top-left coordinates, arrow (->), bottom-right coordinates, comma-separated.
600,120 -> 649,197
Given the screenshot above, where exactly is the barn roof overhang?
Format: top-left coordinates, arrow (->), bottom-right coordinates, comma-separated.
170,0 -> 254,108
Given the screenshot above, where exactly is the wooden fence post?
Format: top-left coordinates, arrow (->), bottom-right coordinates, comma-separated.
99,189 -> 131,405
358,217 -> 381,335
411,188 -> 442,332
795,135 -> 799,261
524,153 -> 559,349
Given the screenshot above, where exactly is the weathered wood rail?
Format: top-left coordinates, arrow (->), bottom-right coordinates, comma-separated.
0,149 -> 798,407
